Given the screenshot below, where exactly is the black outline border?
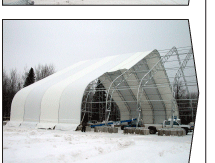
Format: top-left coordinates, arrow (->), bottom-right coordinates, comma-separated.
2,18 -> 205,163
2,0 -> 190,6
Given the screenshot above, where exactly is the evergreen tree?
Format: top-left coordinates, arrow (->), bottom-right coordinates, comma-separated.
23,67 -> 35,87
92,80 -> 107,121
92,79 -> 120,122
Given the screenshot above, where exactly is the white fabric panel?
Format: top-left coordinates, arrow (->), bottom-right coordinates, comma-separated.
24,60 -> 93,123
39,59 -> 97,124
119,72 -> 137,119
10,86 -> 33,122
10,49 -> 178,127
146,50 -> 179,123
140,92 -> 154,124
108,51 -> 151,72
146,51 -> 166,123
98,51 -> 155,121
58,80 -> 90,124
40,55 -> 119,125
112,92 -> 130,120
125,73 -> 153,124
59,53 -> 135,124
10,61 -> 87,124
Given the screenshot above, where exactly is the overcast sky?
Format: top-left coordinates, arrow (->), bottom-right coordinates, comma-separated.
3,20 -> 192,74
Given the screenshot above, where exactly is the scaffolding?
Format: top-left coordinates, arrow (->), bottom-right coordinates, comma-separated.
81,46 -> 199,125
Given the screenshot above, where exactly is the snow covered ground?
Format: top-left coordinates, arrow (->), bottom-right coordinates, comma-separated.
3,125 -> 193,163
3,0 -> 188,5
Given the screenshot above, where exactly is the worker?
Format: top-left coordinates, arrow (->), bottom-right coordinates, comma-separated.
81,121 -> 87,132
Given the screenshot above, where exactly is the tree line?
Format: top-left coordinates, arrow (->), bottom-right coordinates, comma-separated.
81,79 -> 120,123
173,81 -> 199,124
2,64 -> 56,120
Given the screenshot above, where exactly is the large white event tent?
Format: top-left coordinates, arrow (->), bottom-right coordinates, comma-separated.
7,49 -> 179,130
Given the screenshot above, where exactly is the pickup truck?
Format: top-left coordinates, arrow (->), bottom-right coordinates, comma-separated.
189,122 -> 195,130
144,120 -> 192,135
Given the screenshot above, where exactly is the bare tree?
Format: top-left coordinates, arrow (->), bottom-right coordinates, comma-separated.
3,68 -> 21,120
173,81 -> 186,100
3,69 -> 10,119
21,66 -> 29,86
173,81 -> 198,124
9,69 -> 20,92
3,69 -> 9,93
35,64 -> 56,81
3,63 -> 56,120
184,92 -> 199,122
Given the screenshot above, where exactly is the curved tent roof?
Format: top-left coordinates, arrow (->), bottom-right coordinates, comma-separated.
8,50 -> 178,129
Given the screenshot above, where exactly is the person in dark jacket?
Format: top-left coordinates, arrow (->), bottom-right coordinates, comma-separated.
81,121 -> 87,132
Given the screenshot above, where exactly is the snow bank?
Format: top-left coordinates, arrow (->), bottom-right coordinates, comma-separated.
3,126 -> 192,163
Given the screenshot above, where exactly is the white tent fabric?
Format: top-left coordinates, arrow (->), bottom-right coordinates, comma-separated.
8,50 -> 178,129
98,50 -> 178,124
